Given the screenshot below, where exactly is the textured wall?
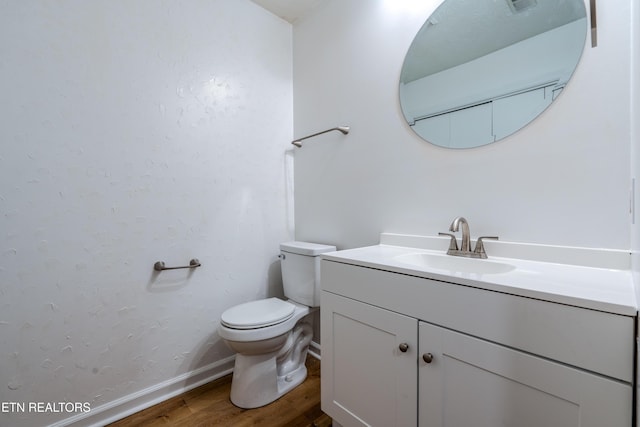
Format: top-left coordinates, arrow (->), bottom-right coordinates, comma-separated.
293,0 -> 632,251
0,1 -> 293,425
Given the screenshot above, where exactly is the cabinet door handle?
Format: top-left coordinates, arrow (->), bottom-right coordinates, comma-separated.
422,353 -> 434,363
398,343 -> 409,352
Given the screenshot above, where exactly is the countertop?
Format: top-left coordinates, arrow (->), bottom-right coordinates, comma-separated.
321,241 -> 637,316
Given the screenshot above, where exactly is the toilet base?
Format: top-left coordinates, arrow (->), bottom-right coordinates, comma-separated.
229,350 -> 309,409
228,321 -> 313,409
276,362 -> 308,398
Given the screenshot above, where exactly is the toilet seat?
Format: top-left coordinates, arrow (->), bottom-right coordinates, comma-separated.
221,298 -> 295,330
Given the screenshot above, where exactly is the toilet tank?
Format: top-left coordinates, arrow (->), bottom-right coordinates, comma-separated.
280,241 -> 336,307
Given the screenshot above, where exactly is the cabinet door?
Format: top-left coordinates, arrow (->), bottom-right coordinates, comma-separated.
321,292 -> 418,427
413,114 -> 450,147
492,86 -> 552,140
419,322 -> 632,427
449,102 -> 494,148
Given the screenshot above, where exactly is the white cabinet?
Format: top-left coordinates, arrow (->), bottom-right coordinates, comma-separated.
320,259 -> 634,427
321,291 -> 417,427
419,322 -> 631,427
411,84 -> 555,147
492,86 -> 553,140
414,103 -> 495,148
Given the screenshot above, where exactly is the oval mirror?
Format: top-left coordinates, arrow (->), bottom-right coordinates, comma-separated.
399,0 -> 587,149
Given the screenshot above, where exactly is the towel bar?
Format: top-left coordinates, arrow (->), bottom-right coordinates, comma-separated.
153,258 -> 201,272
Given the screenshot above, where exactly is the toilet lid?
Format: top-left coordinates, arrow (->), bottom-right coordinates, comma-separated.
221,298 -> 296,330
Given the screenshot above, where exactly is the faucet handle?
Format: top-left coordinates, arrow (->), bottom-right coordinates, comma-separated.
474,236 -> 499,258
438,232 -> 459,252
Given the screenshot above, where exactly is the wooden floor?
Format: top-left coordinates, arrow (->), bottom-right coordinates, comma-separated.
107,356 -> 331,427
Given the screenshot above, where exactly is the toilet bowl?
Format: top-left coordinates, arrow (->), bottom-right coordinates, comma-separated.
218,241 -> 335,409
219,299 -> 315,408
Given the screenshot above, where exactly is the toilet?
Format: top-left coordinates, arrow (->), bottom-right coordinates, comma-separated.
218,241 -> 336,408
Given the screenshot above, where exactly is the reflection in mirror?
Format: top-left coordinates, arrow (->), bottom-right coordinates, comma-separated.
399,0 -> 587,149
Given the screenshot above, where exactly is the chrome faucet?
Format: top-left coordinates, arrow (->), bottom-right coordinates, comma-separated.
439,216 -> 498,259
450,216 -> 471,252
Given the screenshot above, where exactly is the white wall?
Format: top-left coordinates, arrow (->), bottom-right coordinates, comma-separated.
632,0 -> 640,293
632,0 -> 640,297
0,1 -> 292,426
631,0 -> 640,420
293,0 -> 632,251
631,2 -> 640,274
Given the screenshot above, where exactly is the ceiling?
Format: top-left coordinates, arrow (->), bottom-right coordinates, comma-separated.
250,0 -> 323,24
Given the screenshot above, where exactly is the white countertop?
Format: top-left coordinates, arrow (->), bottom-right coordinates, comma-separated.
321,236 -> 637,316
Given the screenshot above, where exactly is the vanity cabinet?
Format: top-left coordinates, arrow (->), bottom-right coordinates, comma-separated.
320,259 -> 634,427
418,321 -> 630,427
321,292 -> 417,426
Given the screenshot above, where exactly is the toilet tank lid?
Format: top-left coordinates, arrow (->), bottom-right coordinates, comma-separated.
280,241 -> 336,256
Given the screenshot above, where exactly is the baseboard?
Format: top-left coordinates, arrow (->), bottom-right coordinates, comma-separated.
50,355 -> 236,427
308,340 -> 321,360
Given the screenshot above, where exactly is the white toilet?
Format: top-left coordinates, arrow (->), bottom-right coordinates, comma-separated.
218,241 -> 336,408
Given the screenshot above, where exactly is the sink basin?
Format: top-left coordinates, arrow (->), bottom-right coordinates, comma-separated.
394,252 -> 516,275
